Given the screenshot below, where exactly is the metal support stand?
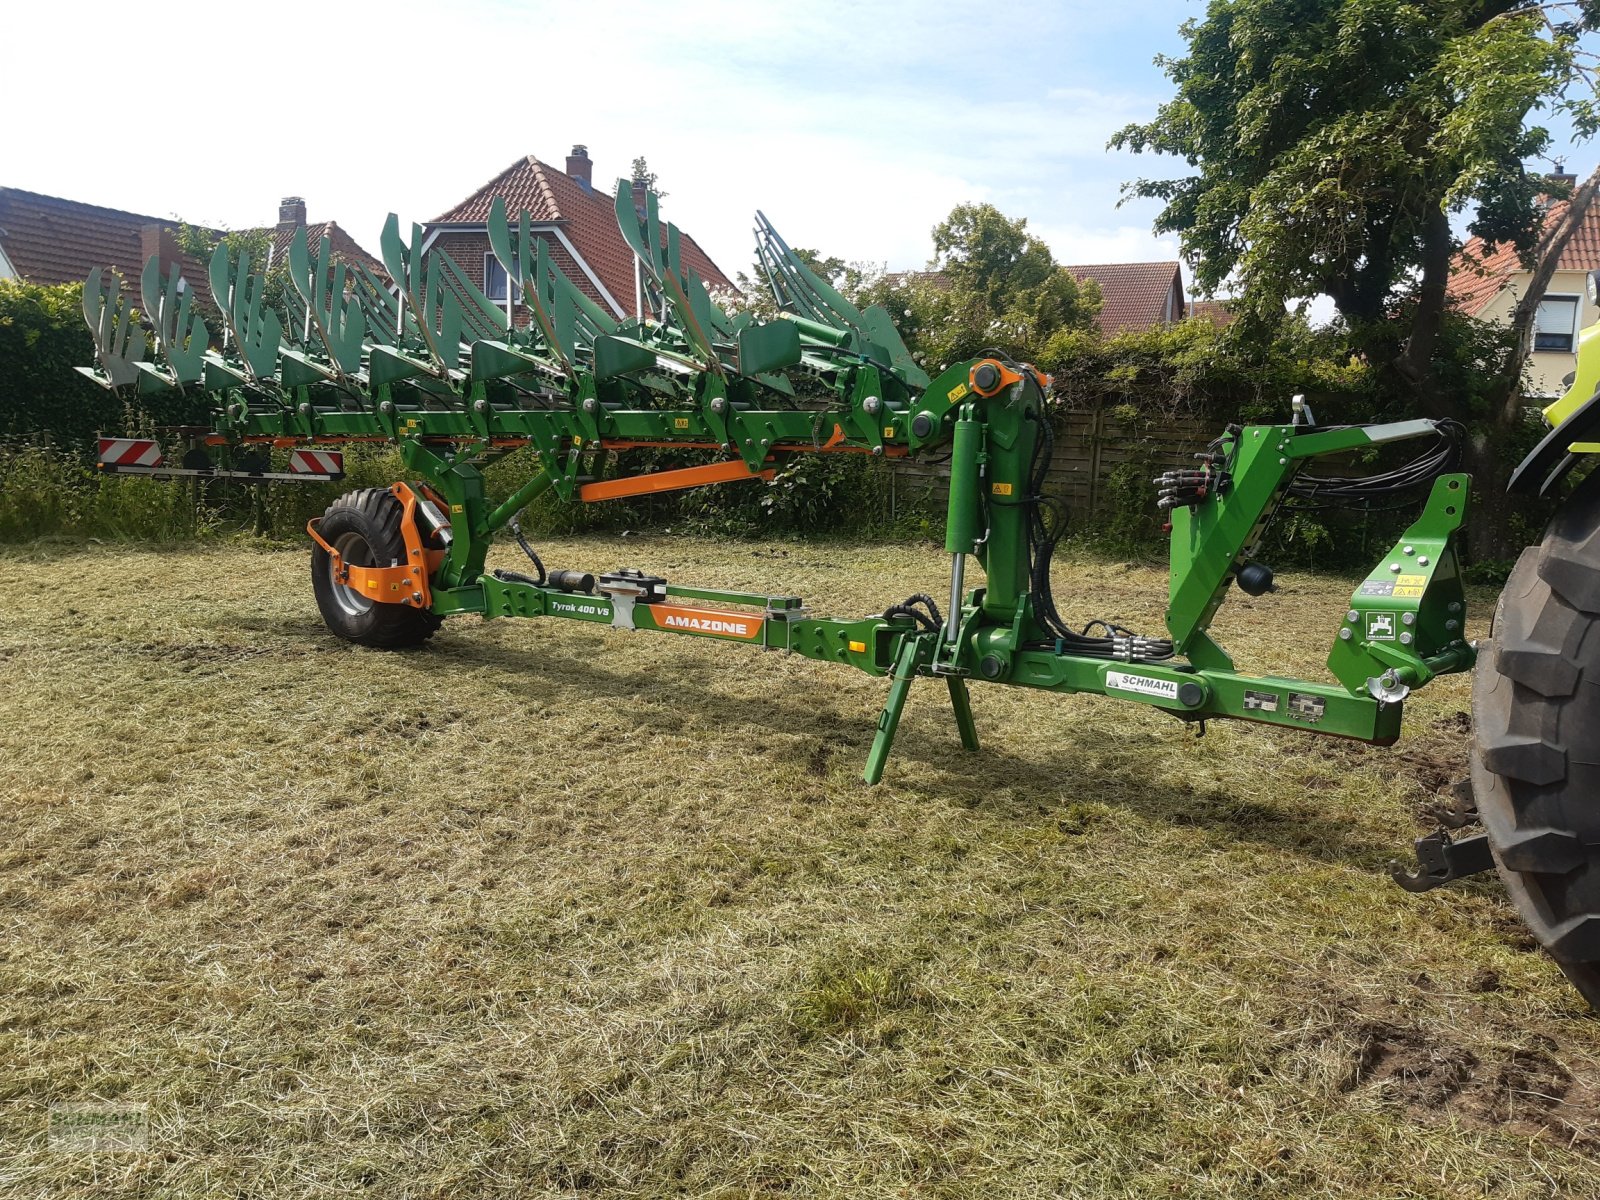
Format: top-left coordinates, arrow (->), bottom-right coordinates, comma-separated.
864,636 -> 982,784
865,637 -> 922,785
947,674 -> 979,752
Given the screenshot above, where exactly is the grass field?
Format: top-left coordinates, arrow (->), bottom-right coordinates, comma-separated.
2,533 -> 1598,1197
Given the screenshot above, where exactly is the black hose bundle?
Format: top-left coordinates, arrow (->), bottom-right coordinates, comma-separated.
883,593 -> 943,633
1285,419 -> 1464,509
493,512 -> 548,588
1021,409 -> 1174,661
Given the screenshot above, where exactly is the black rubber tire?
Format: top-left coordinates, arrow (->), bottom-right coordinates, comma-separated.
1471,468 -> 1600,1011
309,488 -> 442,649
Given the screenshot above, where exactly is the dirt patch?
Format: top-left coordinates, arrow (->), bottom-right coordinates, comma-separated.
1344,1021 -> 1477,1108
1343,1020 -> 1600,1148
805,743 -> 831,778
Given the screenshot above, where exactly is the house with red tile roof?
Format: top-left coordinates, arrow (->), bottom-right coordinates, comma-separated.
421,146 -> 737,324
1066,261 -> 1186,335
0,187 -> 216,308
1187,299 -> 1236,328
266,197 -> 384,279
0,187 -> 382,313
1447,174 -> 1600,398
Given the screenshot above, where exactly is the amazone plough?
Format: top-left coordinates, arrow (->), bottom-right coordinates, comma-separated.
76,179 -> 1600,1012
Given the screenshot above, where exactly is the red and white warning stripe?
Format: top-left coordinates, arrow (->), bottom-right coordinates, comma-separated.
97,438 -> 163,468
288,449 -> 344,477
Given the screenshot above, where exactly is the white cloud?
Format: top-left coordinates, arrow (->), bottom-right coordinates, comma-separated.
3,0 -> 1194,286
1032,222 -> 1185,269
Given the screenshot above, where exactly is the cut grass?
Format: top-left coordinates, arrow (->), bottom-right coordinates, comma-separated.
0,533 -> 1598,1197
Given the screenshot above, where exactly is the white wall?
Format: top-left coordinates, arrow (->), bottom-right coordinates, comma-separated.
1475,268 -> 1598,399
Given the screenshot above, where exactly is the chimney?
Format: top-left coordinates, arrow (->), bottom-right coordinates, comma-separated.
566,145 -> 592,189
278,196 -> 307,229
139,223 -> 183,275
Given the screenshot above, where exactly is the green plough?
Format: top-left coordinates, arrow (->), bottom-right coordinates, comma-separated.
101,178 -> 1600,996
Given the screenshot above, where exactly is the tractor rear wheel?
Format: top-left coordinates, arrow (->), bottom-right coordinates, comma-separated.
1471,469 -> 1600,1010
310,488 -> 442,649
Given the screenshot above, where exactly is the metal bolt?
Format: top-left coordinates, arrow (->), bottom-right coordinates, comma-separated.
1418,556 -> 1429,566
1390,563 -> 1401,573
1448,601 -> 1461,613
411,567 -> 420,575
475,398 -> 488,413
1446,620 -> 1460,632
1340,627 -> 1353,640
412,592 -> 423,603
1400,632 -> 1413,645
1404,545 -> 1414,555
1347,610 -> 1359,623
864,395 -> 881,415
1279,458 -> 1287,465
1402,612 -> 1415,625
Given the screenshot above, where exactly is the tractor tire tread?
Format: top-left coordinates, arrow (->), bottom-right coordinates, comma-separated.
1472,469 -> 1600,1011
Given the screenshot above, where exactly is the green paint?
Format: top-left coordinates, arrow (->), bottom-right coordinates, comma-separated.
79,185 -> 1477,784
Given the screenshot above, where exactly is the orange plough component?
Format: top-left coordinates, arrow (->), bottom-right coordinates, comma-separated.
577,458 -> 776,502
306,482 -> 446,607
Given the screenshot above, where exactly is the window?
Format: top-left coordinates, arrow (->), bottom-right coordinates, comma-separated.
483,253 -> 511,303
1535,294 -> 1580,353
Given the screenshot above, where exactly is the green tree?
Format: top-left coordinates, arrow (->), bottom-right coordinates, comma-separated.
1113,0 -> 1600,554
846,203 -> 1102,370
630,156 -> 666,199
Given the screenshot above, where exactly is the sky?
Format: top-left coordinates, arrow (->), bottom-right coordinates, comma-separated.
5,0 -> 1593,305
2,0 -> 1200,284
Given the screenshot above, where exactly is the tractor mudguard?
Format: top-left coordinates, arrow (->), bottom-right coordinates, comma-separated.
1509,381 -> 1600,497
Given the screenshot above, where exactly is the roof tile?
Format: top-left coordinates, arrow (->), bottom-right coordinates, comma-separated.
1066,261 -> 1185,334
1448,196 -> 1600,316
0,187 -> 215,308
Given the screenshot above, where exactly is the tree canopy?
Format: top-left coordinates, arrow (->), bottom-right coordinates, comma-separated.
1113,1 -> 1595,335
855,202 -> 1102,368
1114,0 -> 1600,555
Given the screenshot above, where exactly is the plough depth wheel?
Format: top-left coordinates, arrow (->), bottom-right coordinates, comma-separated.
1473,470 -> 1600,1008
309,488 -> 442,649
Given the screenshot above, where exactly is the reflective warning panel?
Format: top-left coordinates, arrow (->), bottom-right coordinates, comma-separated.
97,438 -> 162,468
288,449 -> 344,477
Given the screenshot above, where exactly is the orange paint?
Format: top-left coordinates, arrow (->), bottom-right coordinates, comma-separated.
647,604 -> 766,641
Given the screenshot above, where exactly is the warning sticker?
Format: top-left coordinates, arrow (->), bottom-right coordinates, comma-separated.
1106,671 -> 1180,701
992,482 -> 1014,496
1394,586 -> 1424,598
947,382 -> 969,403
1396,574 -> 1427,586
1243,689 -> 1280,713
1287,692 -> 1326,724
1365,612 -> 1396,641
1359,579 -> 1395,597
